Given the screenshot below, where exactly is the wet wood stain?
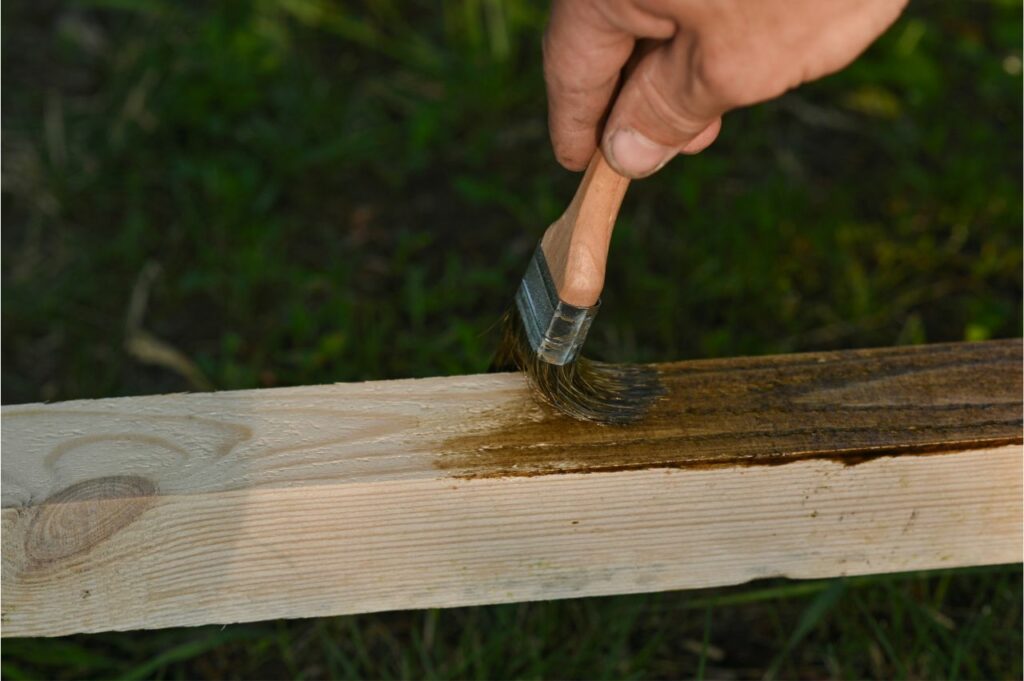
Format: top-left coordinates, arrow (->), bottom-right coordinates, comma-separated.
438,339 -> 1023,478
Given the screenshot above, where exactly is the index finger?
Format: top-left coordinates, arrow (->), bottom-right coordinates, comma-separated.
542,1 -> 639,171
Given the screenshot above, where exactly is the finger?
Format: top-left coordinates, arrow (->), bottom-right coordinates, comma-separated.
544,0 -> 675,171
601,38 -> 721,178
680,117 -> 721,155
802,0 -> 908,79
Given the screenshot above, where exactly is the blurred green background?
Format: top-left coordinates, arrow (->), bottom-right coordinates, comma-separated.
2,0 -> 1021,678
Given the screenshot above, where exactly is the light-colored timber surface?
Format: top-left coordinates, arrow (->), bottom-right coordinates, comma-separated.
2,339 -> 1021,636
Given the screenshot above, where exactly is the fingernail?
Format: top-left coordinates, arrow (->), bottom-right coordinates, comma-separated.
606,128 -> 675,178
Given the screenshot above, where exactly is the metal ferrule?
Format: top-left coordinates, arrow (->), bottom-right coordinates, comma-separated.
515,246 -> 599,366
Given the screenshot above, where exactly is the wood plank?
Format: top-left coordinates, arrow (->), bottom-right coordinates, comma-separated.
2,340 -> 1021,637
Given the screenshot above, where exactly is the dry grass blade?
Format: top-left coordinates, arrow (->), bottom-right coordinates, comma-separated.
124,262 -> 213,391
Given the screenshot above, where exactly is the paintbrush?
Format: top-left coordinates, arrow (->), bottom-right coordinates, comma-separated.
494,149 -> 664,424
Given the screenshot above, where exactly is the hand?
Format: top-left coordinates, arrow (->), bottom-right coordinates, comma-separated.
543,0 -> 908,178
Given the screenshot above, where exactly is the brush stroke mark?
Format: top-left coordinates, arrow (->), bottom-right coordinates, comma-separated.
438,339 -> 1023,478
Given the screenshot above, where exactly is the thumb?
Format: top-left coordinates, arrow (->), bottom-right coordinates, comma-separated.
601,40 -> 723,178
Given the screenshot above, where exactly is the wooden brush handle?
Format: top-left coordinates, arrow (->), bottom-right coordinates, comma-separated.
540,150 -> 630,308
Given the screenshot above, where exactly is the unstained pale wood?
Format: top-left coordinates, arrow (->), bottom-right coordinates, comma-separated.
2,340 -> 1021,637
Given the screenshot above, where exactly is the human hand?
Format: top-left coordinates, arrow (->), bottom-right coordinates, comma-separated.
543,0 -> 908,178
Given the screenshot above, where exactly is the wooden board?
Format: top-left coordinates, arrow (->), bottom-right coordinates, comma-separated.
2,340 -> 1021,637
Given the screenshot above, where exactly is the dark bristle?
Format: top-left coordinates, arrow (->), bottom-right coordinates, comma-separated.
492,308 -> 665,424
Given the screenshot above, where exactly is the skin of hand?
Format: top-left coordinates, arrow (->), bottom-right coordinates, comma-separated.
543,0 -> 909,178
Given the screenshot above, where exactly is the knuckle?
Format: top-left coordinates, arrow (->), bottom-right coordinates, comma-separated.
630,69 -> 706,143
690,39 -> 747,106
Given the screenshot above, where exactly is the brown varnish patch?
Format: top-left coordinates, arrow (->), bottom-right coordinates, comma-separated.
439,339 -> 1023,478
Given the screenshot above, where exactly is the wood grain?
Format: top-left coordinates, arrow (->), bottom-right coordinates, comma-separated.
2,340 -> 1021,637
441,338 -> 1023,476
540,150 -> 629,306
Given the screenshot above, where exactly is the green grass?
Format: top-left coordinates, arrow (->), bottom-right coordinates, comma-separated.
2,0 -> 1021,678
2,568 -> 1021,679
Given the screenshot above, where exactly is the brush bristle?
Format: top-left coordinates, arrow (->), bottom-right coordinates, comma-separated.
492,307 -> 665,424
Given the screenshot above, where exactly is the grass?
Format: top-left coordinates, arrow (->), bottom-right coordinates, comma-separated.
2,0 -> 1021,678
2,569 -> 1021,679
